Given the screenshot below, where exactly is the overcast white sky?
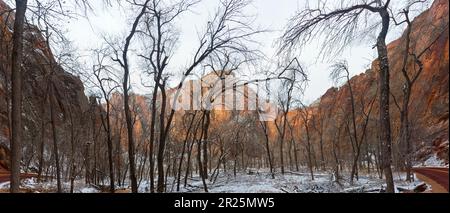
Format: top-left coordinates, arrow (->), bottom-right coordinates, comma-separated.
59,0 -> 427,104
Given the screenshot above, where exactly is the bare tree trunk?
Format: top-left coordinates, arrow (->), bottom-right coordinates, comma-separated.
50,86 -> 62,193
156,83 -> 168,193
10,0 -> 28,193
184,138 -> 195,187
288,123 -> 300,172
177,113 -> 196,191
305,124 -> 314,180
211,148 -> 225,184
202,111 -> 210,179
233,151 -> 237,177
260,121 -> 274,179
196,113 -> 208,192
366,143 -> 371,174
332,137 -> 340,183
300,107 -> 314,180
318,136 -> 325,170
377,10 -> 394,193
197,139 -> 208,192
123,85 -> 137,192
184,117 -> 202,187
92,111 -> 97,185
164,151 -> 171,192
292,140 -> 299,172
347,78 -> 359,184
99,99 -> 115,192
288,139 -> 293,171
276,114 -> 288,175
84,142 -> 90,185
119,0 -> 150,193
38,99 -> 45,182
148,85 -> 158,193
400,77 -> 412,182
116,126 -> 122,187
70,165 -> 76,193
68,106 -> 76,193
106,104 -> 115,192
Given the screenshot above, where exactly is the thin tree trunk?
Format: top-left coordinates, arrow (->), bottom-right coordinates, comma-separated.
196,113 -> 208,192
184,117 -> 202,187
293,139 -> 299,172
38,99 -> 45,182
202,111 -> 210,179
99,99 -> 115,192
377,10 -> 394,193
156,83 -> 168,193
148,85 -> 158,193
68,106 -> 76,193
399,89 -> 413,181
177,113 -> 196,191
120,1 -> 150,193
332,138 -> 340,183
288,140 -> 293,171
306,126 -> 314,180
10,0 -> 28,193
123,90 -> 137,192
50,86 -> 62,193
197,139 -> 208,192
260,121 -> 274,179
106,104 -> 115,192
318,136 -> 325,170
184,138 -> 195,187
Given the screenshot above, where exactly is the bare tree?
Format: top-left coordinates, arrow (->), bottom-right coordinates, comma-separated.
390,2 -> 449,182
280,0 -> 396,193
274,79 -> 294,175
90,47 -> 120,192
107,0 -> 151,193
330,60 -> 360,184
272,58 -> 308,176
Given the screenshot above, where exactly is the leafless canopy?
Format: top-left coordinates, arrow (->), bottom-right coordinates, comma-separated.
330,60 -> 350,85
279,0 -> 394,57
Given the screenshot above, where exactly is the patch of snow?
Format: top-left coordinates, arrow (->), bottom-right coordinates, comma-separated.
23,178 -> 37,189
420,154 -> 447,167
138,181 -> 150,193
0,181 -> 10,189
79,187 -> 99,193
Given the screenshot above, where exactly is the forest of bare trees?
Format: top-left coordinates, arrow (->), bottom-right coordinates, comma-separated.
0,0 -> 448,194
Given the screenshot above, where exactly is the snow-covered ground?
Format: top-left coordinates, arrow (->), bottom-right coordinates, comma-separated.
0,169 -> 426,193
417,154 -> 449,167
0,178 -> 100,193
170,170 -> 423,193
